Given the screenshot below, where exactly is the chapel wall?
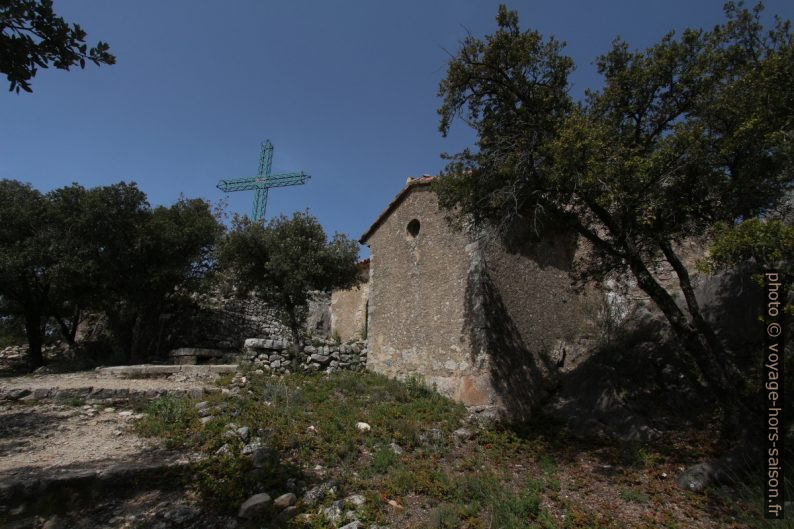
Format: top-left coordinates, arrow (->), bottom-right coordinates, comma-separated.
365,187 -> 495,406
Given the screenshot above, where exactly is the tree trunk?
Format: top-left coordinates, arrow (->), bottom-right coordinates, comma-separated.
287,309 -> 302,349
282,295 -> 303,350
129,314 -> 143,363
24,309 -> 44,370
624,243 -> 748,434
55,306 -> 81,348
107,312 -> 135,364
659,242 -> 740,376
659,241 -> 752,434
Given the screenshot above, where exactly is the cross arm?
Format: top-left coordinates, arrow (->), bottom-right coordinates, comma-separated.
265,172 -> 311,189
216,172 -> 311,193
216,177 -> 259,192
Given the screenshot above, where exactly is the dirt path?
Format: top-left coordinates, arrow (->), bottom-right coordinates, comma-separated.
0,401 -> 157,477
0,371 -> 217,393
0,371 -> 227,528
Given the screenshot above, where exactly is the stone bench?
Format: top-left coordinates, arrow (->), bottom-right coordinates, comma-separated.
168,347 -> 239,365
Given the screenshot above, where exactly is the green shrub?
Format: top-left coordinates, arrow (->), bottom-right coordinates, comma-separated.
135,395 -> 197,447
370,446 -> 397,474
403,374 -> 433,400
428,503 -> 462,529
537,453 -> 557,476
457,473 -> 542,529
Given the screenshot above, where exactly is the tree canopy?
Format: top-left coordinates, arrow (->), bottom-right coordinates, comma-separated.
0,0 -> 115,92
218,211 -> 360,346
434,2 -> 793,426
0,180 -> 53,366
0,179 -> 222,367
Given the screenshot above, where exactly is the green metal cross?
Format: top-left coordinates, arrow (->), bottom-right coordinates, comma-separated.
216,140 -> 310,222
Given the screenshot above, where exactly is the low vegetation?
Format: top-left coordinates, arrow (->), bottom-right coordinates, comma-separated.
134,370 -> 785,528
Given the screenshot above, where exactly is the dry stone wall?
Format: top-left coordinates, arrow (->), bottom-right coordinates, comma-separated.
168,293 -> 290,351
242,338 -> 368,374
169,290 -> 335,352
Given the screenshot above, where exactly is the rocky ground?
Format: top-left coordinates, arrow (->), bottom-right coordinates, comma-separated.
6,489 -> 240,529
0,371 -> 216,395
0,353 -> 235,529
0,344 -> 786,529
0,402 -> 153,475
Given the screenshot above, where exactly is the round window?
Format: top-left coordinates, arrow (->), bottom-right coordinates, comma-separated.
406,219 -> 420,238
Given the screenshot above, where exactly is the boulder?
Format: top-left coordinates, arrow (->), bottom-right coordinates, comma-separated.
238,493 -> 272,519
273,492 -> 297,509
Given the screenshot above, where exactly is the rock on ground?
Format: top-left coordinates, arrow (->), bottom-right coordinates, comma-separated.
238,492 -> 272,519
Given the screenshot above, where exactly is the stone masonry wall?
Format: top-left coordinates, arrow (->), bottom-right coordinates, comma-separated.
242,338 -> 368,374
471,228 -> 597,417
330,281 -> 369,342
169,293 -> 290,351
365,186 -> 495,406
170,289 -> 337,352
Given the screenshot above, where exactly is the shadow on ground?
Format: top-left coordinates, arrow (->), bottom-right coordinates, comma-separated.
0,410 -> 62,455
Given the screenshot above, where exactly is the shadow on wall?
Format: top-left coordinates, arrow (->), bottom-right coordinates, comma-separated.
499,218 -> 578,269
463,223 -> 582,420
548,322 -> 715,441
464,265 -> 556,420
546,267 -> 772,441
698,267 -> 764,356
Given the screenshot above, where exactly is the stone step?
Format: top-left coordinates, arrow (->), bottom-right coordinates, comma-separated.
0,452 -> 201,521
0,385 -> 214,403
96,364 -> 238,378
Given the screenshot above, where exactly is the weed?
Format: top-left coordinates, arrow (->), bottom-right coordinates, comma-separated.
66,396 -> 85,407
370,446 -> 397,474
428,502 -> 462,529
619,487 -> 649,503
537,453 -> 557,476
403,374 -> 432,400
135,395 -> 196,447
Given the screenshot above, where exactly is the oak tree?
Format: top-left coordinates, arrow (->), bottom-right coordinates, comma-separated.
218,211 -> 360,347
1,0 -> 115,92
435,3 -> 793,425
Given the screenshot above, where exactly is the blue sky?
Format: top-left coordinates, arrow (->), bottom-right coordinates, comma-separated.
2,1 -> 792,257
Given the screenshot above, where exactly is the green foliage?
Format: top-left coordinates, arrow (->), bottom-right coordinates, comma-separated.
0,0 -> 115,93
191,451 -> 298,511
434,1 -> 794,415
703,218 -> 794,312
66,396 -> 85,407
0,179 -> 223,367
537,453 -> 557,476
428,502 -> 462,529
618,487 -> 649,504
457,473 -> 542,529
88,189 -> 223,359
0,314 -> 25,348
218,211 -> 359,344
135,395 -> 197,447
705,218 -> 794,272
403,374 -> 434,400
0,180 -> 55,366
370,446 -> 397,474
136,371 -> 467,510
